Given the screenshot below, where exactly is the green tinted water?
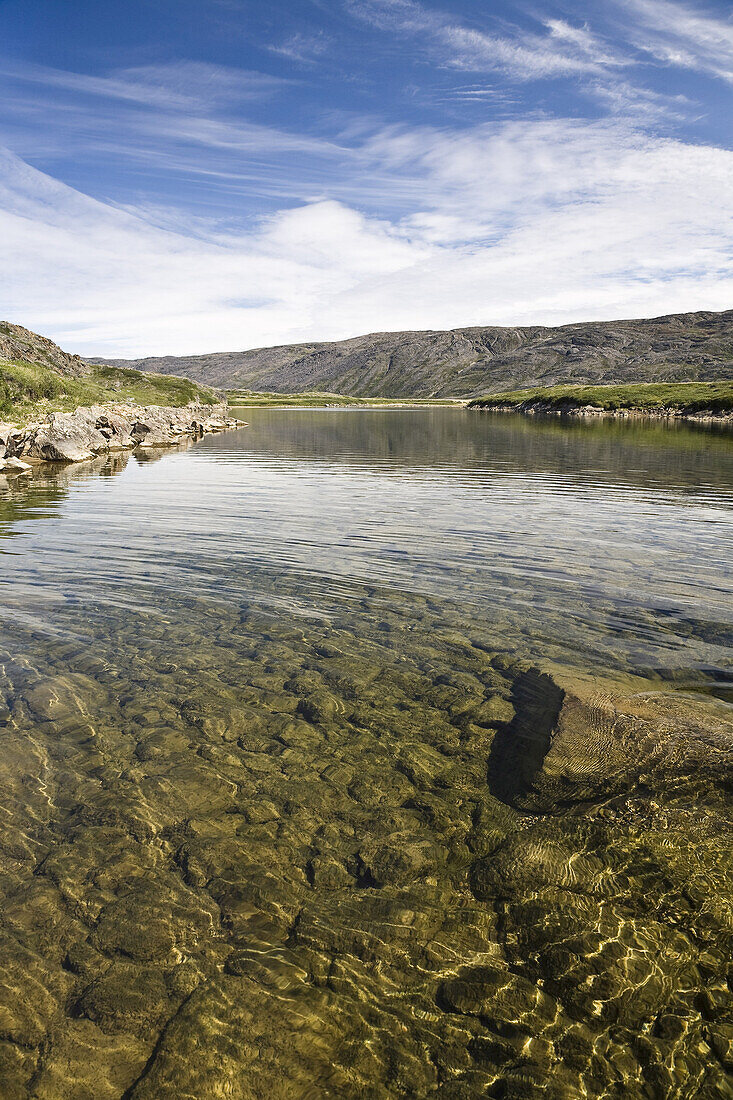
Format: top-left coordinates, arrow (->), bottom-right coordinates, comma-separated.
0,410 -> 731,1098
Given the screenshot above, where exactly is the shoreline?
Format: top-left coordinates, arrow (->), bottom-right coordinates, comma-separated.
228,397 -> 464,409
0,400 -> 240,473
470,401 -> 733,424
230,402 -> 460,411
3,393 -> 731,478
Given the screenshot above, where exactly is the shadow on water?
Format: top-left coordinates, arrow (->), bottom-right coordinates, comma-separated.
486,668 -> 566,806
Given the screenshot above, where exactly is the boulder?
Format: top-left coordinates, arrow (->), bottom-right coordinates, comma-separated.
4,457 -> 33,476
4,402 -> 237,464
0,421 -> 15,458
20,410 -> 108,462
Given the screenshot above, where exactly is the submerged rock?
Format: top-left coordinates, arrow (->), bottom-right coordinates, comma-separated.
489,680 -> 733,814
0,577 -> 730,1100
3,457 -> 32,476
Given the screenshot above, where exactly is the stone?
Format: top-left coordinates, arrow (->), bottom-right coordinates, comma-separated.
3,402 -> 238,465
3,457 -> 32,476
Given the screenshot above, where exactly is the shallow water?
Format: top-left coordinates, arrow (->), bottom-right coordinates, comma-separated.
0,409 -> 731,1099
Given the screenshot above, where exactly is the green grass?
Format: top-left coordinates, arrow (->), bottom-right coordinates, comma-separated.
469,381 -> 733,414
227,389 -> 462,407
0,359 -> 218,423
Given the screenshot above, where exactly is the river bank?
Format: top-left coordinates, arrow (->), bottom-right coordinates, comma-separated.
226,389 -> 463,408
472,401 -> 733,423
469,380 -> 733,422
0,401 -> 239,470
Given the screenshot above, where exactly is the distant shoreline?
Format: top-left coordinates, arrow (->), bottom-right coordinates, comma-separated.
229,401 -> 462,411
227,391 -> 463,409
471,403 -> 733,424
469,381 -> 733,424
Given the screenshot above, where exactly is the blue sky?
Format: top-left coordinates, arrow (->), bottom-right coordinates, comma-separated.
2,0 -> 733,356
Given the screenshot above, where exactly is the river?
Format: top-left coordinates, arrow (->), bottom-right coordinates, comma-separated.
0,408 -> 730,1098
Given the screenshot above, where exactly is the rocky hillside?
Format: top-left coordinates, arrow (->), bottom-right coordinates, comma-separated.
0,322 -> 220,422
93,308 -> 733,398
0,322 -> 90,377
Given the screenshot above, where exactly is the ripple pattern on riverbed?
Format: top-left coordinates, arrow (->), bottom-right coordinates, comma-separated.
0,410 -> 731,1099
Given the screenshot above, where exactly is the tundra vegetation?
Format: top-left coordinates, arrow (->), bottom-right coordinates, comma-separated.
469,381 -> 733,415
0,321 -> 219,425
227,389 -> 461,407
0,359 -> 217,424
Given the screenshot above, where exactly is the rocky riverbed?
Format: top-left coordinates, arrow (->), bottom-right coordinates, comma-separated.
0,409 -> 730,1099
0,401 -> 238,468
0,569 -> 730,1100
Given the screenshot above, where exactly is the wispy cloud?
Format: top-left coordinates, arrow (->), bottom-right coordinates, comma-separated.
4,111 -> 733,358
0,59 -> 288,113
345,0 -> 714,127
2,1 -> 732,359
268,32 -> 331,63
583,77 -> 692,122
348,0 -> 629,79
435,83 -> 517,110
0,59 -> 356,210
623,0 -> 733,83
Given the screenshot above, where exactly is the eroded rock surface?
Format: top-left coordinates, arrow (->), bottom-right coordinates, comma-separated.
0,402 -> 237,464
0,322 -> 89,378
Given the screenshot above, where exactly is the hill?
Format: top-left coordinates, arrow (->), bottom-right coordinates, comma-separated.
0,322 -> 219,422
0,322 -> 89,377
91,308 -> 733,398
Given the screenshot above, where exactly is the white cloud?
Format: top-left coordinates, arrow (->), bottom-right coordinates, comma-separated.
3,113 -> 733,358
268,32 -> 331,63
583,78 -> 690,121
623,0 -> 733,83
328,120 -> 733,329
0,59 -> 287,113
0,148 -> 429,356
348,0 -> 628,79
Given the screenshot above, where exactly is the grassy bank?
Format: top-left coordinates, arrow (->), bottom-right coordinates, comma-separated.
227,389 -> 462,407
0,359 -> 218,423
469,381 -> 733,414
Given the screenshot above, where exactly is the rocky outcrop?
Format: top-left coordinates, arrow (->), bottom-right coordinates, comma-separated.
92,307 -> 733,397
0,321 -> 91,377
0,402 -> 238,468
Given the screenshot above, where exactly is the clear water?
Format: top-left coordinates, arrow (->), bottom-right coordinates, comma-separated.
3,409 -> 732,685
0,409 -> 731,1099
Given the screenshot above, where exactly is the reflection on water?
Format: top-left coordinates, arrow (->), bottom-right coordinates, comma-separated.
4,410 -> 730,691
0,410 -> 731,1099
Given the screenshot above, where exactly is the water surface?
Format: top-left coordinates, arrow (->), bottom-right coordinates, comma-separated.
0,410 -> 731,1099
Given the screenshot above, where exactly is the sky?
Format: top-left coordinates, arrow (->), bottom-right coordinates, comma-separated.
1,0 -> 733,357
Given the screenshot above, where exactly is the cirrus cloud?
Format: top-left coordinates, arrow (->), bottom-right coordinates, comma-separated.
3,111 -> 733,358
